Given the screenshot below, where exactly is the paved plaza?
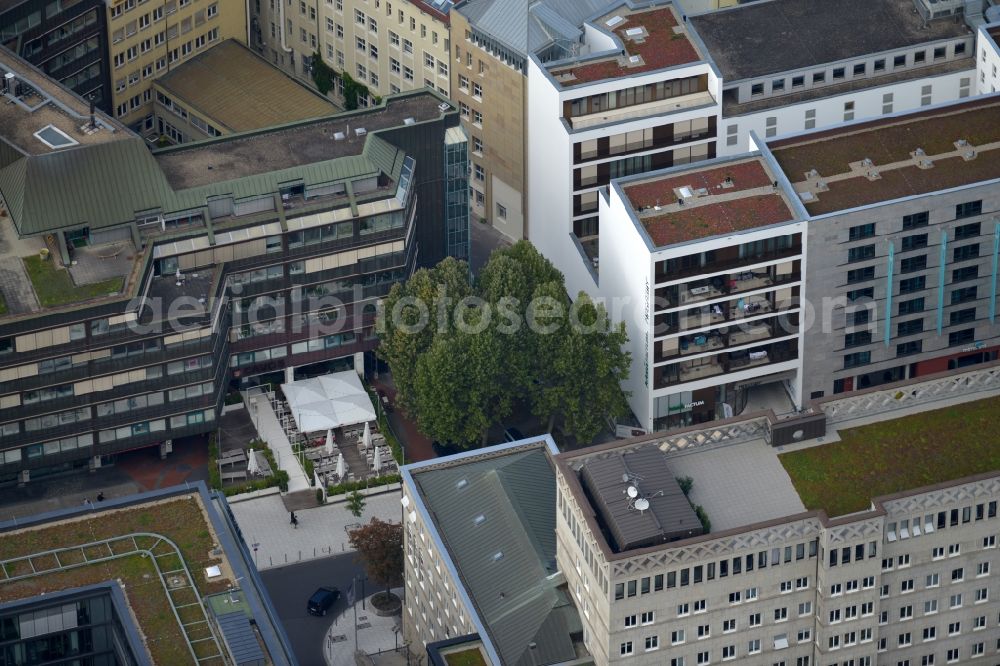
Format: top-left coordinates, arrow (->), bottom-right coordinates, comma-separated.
228,486 -> 404,570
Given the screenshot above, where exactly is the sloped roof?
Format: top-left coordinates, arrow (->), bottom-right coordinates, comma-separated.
458,0 -> 610,56
0,138 -> 173,235
414,445 -> 579,666
155,40 -> 337,133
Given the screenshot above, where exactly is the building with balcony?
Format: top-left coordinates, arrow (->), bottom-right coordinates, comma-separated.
151,38 -> 338,144
0,48 -> 465,484
766,94 -> 1000,400
598,154 -> 805,432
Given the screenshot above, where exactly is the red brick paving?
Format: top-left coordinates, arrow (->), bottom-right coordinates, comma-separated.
370,377 -> 436,463
115,437 -> 209,491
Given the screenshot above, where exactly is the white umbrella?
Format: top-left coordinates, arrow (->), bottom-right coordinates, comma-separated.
363,421 -> 372,450
324,429 -> 334,456
247,448 -> 260,476
373,445 -> 382,474
336,452 -> 346,479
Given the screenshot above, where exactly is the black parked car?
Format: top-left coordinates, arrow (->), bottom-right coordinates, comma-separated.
307,587 -> 340,616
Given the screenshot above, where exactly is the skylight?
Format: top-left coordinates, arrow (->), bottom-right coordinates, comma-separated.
34,125 -> 78,150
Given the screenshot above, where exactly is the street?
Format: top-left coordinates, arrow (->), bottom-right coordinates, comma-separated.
260,552 -> 366,666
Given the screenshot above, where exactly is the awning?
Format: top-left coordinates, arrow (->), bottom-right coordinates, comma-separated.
281,370 -> 376,434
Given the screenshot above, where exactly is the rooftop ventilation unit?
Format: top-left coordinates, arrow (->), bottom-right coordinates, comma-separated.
624,27 -> 644,37
473,514 -> 486,525
354,127 -> 367,137
493,551 -> 504,561
456,478 -> 468,490
628,55 -> 641,65
606,15 -> 625,28
333,132 -> 345,140
438,102 -> 450,112
403,117 -> 416,125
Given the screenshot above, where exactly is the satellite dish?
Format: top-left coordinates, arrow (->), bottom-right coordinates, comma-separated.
627,486 -> 638,498
621,473 -> 630,482
635,498 -> 650,512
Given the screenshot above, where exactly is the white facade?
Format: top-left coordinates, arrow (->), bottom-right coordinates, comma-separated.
527,52 -> 722,300
976,23 -> 1000,94
720,68 -> 976,156
597,155 -> 807,433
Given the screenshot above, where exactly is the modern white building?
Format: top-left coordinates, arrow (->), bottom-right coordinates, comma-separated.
599,154 -> 807,432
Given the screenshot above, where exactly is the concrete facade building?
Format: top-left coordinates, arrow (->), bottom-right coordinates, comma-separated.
151,38 -> 337,143
105,0 -> 248,134
402,406 -> 1000,666
555,434 -> 1000,666
0,0 -> 111,109
249,0 -> 451,108
0,48 -> 465,484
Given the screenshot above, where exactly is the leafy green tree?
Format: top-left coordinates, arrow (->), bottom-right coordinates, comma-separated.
345,490 -> 366,517
348,518 -> 403,595
377,257 -> 472,415
531,291 -> 631,442
411,309 -> 516,446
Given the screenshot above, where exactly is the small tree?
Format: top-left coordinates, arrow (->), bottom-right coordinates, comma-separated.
676,476 -> 694,496
346,490 -> 366,517
348,518 -> 404,596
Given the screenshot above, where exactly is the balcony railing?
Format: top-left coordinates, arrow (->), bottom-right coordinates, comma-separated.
569,90 -> 717,130
653,315 -> 800,363
655,264 -> 801,311
655,244 -> 802,284
653,340 -> 798,389
655,288 -> 801,335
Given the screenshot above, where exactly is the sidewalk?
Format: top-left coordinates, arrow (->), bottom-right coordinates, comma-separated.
228,487 -> 404,570
369,376 -> 435,463
247,392 -> 310,492
324,587 -> 405,666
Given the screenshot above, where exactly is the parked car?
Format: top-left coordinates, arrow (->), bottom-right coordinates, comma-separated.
431,441 -> 462,457
503,427 -> 524,443
377,389 -> 393,413
307,587 -> 340,616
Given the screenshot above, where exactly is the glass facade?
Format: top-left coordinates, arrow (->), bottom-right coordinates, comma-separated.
443,127 -> 470,262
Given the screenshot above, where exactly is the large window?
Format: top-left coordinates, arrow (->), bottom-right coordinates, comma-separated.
955,200 -> 982,219
844,351 -> 871,369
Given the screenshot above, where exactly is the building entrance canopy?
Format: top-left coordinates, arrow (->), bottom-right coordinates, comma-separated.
281,371 -> 376,434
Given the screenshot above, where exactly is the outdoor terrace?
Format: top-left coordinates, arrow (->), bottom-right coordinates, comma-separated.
154,93 -> 448,189
623,157 -> 797,247
771,98 -> 1000,215
548,4 -> 701,87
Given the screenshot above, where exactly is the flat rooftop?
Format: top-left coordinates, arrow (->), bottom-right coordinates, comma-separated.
0,47 -> 128,157
155,40 -> 338,134
770,97 -> 1000,215
622,156 -> 796,247
0,491 -> 236,664
781,394 -> 1000,517
691,0 -> 971,81
154,93 -> 446,189
548,4 -> 702,87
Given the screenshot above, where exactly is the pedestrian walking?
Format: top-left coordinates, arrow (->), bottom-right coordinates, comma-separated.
290,511 -> 299,529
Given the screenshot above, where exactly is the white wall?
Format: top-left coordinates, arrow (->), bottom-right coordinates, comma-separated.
597,187 -> 655,430
976,24 -> 1000,94
490,176 -> 524,240
527,57 -> 598,300
719,68 -> 975,156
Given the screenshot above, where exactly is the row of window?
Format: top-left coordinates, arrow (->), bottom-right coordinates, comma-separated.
614,541 -> 819,601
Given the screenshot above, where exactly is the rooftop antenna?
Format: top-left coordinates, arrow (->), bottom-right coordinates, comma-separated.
626,485 -> 638,498
634,498 -> 650,512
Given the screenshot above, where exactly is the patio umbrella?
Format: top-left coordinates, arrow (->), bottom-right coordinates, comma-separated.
336,452 -> 346,479
247,448 -> 260,476
324,428 -> 334,456
363,421 -> 372,450
373,445 -> 382,474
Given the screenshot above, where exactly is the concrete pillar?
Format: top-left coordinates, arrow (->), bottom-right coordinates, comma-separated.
159,439 -> 173,459
89,455 -> 102,473
285,365 -> 295,384
354,352 -> 365,377
18,469 -> 29,486
57,231 -> 71,265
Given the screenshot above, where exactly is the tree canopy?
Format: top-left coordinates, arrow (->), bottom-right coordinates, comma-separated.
378,241 -> 630,447
347,518 -> 404,594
